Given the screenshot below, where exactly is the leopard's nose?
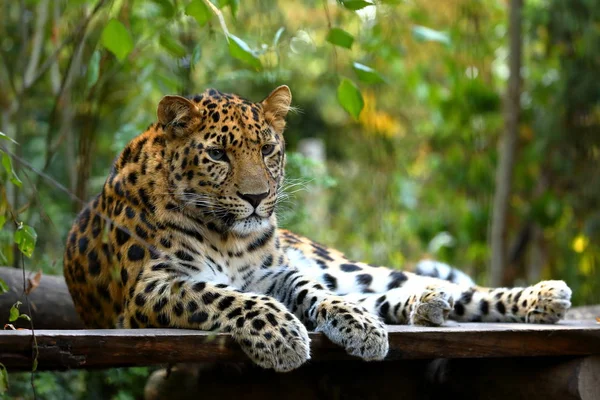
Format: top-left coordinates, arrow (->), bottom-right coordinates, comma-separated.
237,191 -> 269,208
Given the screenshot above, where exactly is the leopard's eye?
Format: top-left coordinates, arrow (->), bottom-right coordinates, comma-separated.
261,144 -> 275,156
208,148 -> 226,161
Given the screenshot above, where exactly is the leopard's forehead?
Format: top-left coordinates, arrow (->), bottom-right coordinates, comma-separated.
187,88 -> 264,126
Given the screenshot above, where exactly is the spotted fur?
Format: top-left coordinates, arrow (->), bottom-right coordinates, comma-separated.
63,86 -> 572,372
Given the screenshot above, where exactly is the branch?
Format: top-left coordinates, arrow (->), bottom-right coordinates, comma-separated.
23,0 -> 50,88
202,0 -> 230,42
23,0 -> 107,91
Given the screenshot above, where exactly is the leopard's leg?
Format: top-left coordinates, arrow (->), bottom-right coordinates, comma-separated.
247,266 -> 389,361
344,277 -> 572,325
124,267 -> 310,372
282,234 -> 571,325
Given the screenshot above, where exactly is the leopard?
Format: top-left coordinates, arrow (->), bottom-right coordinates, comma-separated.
63,85 -> 572,372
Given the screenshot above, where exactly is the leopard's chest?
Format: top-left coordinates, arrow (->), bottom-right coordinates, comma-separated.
165,231 -> 282,290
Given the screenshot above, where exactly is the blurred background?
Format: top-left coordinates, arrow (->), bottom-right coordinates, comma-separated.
0,0 -> 598,398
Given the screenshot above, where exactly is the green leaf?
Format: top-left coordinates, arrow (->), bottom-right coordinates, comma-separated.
101,19 -> 134,62
151,0 -> 175,18
353,62 -> 385,84
8,301 -> 21,322
218,0 -> 239,18
86,50 -> 101,89
190,44 -> 202,69
186,0 -> 211,26
0,251 -> 6,265
339,0 -> 374,10
228,34 -> 262,70
0,278 -> 8,294
2,153 -> 22,187
0,132 -> 17,145
337,78 -> 364,119
0,215 -> 5,230
273,27 -> 285,47
0,363 -> 8,394
14,224 -> 37,258
411,25 -> 450,45
159,35 -> 187,58
18,314 -> 31,322
326,28 -> 354,49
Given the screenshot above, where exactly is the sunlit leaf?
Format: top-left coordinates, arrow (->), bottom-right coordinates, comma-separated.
186,0 -> 211,26
353,62 -> 385,84
339,0 -> 374,10
273,27 -> 285,47
228,34 -> 262,70
337,78 -> 364,119
18,314 -> 30,322
411,25 -> 450,45
14,224 -> 37,258
86,50 -> 101,89
0,132 -> 17,144
1,153 -> 22,187
326,28 -> 354,49
160,35 -> 187,58
0,278 -> 8,294
101,19 -> 134,62
8,301 -> 21,322
0,363 -> 8,394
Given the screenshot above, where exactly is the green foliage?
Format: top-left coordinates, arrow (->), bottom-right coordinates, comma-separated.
186,0 -> 211,26
338,0 -> 374,11
352,63 -> 385,84
0,363 -> 8,394
228,34 -> 262,70
326,28 -> 354,49
0,0 -> 599,396
337,78 -> 364,119
14,224 -> 37,259
8,301 -> 30,322
0,278 -> 8,294
101,19 -> 134,62
1,153 -> 22,187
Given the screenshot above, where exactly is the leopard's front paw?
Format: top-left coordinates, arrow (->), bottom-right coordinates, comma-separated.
316,299 -> 388,361
410,287 -> 454,326
234,311 -> 310,372
525,280 -> 572,324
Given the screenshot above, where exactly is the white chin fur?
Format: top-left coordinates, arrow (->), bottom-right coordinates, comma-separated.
230,217 -> 272,236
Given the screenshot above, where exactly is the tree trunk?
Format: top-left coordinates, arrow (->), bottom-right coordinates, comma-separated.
490,0 -> 523,286
0,266 -> 84,330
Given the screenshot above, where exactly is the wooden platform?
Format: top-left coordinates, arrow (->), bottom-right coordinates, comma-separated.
1,320 -> 598,370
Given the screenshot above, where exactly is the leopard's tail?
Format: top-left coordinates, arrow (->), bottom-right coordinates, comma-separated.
414,260 -> 475,287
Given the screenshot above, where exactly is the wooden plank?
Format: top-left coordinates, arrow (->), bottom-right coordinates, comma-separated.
1,321 -> 599,371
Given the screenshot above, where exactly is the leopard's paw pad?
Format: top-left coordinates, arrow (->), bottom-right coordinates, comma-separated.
316,300 -> 388,361
411,287 -> 454,327
235,311 -> 310,372
525,280 -> 571,324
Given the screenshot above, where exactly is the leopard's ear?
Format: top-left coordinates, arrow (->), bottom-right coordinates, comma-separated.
157,95 -> 200,138
261,85 -> 292,133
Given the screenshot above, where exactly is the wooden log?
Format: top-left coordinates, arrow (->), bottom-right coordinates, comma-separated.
0,267 -> 84,330
0,322 -> 599,371
144,360 -> 431,400
143,356 -> 600,400
427,356 -> 600,400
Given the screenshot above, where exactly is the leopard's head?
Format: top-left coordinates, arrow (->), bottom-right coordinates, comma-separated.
157,86 -> 292,236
